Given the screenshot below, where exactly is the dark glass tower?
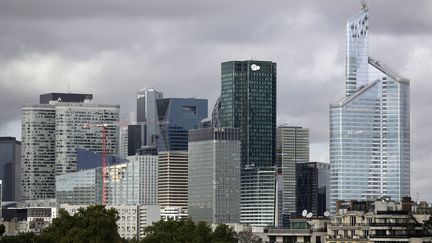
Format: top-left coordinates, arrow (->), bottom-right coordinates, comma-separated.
0,137 -> 21,201
220,60 -> 277,168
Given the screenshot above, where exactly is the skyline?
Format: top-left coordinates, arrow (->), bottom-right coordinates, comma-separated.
0,0 -> 431,202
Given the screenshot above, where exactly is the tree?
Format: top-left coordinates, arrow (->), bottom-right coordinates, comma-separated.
237,230 -> 262,243
42,205 -> 122,243
423,216 -> 432,234
211,224 -> 237,243
0,224 -> 5,237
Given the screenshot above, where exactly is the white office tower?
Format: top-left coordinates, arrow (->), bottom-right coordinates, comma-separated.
21,93 -> 119,200
136,89 -> 163,146
55,102 -> 119,175
329,4 -> 410,213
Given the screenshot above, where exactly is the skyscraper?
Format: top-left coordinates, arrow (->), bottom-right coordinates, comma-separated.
188,127 -> 241,224
0,137 -> 21,201
136,89 -> 163,147
220,60 -> 277,226
220,61 -> 277,168
276,126 -> 309,215
21,93 -> 120,200
329,4 -> 410,212
157,98 -> 208,151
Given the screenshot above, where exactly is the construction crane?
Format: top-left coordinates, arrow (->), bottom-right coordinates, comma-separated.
83,120 -> 168,205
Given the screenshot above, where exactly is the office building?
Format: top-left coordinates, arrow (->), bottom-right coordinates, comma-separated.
188,127 -> 241,224
127,125 -> 142,156
157,98 -> 208,151
21,93 -> 120,200
137,89 -> 163,147
329,4 -> 410,212
219,60 -> 277,226
158,151 -> 188,210
76,149 -> 127,171
276,126 -> 309,216
54,101 -> 119,175
296,162 -> 330,216
0,137 -> 21,201
62,204 -> 160,240
56,155 -> 158,205
21,104 -> 56,200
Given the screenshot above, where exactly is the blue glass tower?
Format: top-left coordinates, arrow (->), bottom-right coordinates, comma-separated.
157,98 -> 208,151
330,4 -> 410,213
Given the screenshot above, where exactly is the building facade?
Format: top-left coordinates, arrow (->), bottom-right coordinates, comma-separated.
276,126 -> 309,216
329,4 -> 410,212
296,162 -> 330,217
56,155 -> 158,205
188,127 -> 241,224
157,98 -> 208,152
158,151 -> 188,211
0,137 -> 21,201
219,60 -> 277,226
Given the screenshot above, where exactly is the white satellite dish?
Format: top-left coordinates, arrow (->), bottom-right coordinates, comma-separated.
324,211 -> 330,217
306,212 -> 313,218
302,209 -> 308,217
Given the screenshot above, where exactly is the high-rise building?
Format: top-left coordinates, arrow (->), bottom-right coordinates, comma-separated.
158,151 -> 188,211
157,98 -> 208,151
219,60 -> 277,226
56,155 -> 158,205
21,104 -> 56,200
0,137 -> 21,201
220,61 -> 277,168
137,89 -> 163,147
329,4 -> 410,212
21,93 -> 120,200
276,126 -> 309,215
188,127 -> 241,224
54,102 -> 119,175
296,162 -> 330,216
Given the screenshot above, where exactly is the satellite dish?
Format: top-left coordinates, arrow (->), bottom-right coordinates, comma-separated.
306,212 -> 313,218
324,211 -> 330,217
302,210 -> 307,217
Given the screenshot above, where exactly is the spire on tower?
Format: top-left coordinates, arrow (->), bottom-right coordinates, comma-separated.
361,0 -> 368,11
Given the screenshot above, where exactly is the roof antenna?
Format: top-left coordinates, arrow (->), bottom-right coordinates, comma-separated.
67,82 -> 71,94
361,0 -> 368,11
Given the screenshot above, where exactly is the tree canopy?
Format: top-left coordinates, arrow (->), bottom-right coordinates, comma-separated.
141,219 -> 237,243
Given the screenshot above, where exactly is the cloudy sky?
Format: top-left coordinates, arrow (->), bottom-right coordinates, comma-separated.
0,0 -> 431,201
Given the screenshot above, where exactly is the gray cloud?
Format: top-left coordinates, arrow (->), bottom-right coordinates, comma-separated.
0,0 -> 431,201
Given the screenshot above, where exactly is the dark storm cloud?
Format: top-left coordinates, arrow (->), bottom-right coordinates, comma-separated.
0,0 -> 431,200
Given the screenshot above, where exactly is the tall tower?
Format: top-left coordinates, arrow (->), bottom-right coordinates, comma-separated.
136,89 -> 163,147
276,126 -> 309,215
329,4 -> 410,213
0,137 -> 22,201
220,60 -> 277,226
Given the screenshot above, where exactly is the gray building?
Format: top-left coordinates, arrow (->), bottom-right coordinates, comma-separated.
276,126 -> 309,216
188,127 -> 241,224
137,88 -> 163,147
0,137 -> 21,201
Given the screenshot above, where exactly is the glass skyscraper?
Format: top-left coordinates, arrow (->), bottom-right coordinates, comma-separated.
329,4 -> 410,213
220,60 -> 277,226
157,98 -> 208,151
